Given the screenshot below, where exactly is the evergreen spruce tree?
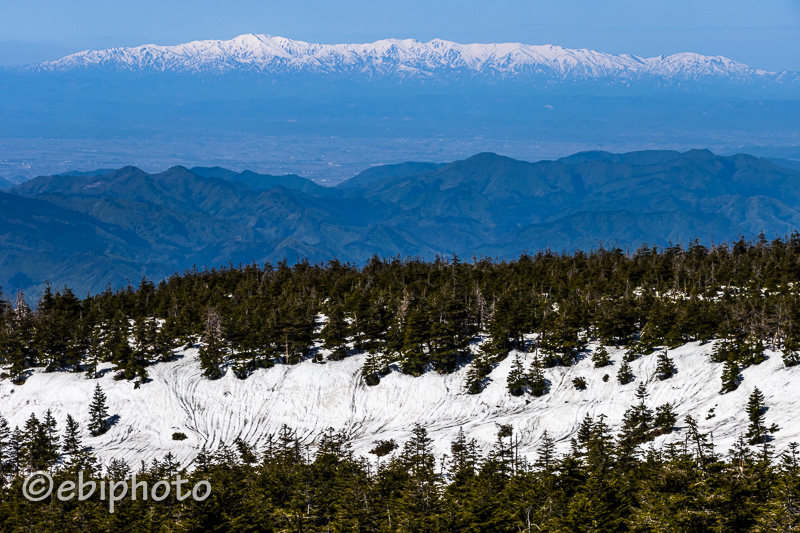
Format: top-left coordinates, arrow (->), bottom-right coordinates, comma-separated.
620,383 -> 654,444
8,427 -> 22,477
783,334 -> 800,367
534,430 -> 557,470
654,403 -> 678,434
591,345 -> 611,368
42,409 -> 60,465
22,412 -> 58,470
6,293 -> 37,383
577,414 -> 594,446
527,356 -> 548,397
746,387 -> 768,445
361,350 -> 388,386
464,353 -> 492,394
720,360 -> 741,393
62,414 -> 82,456
320,301 -> 350,361
0,415 -> 10,480
88,384 -> 109,436
153,315 -> 179,362
400,306 -> 432,376
617,361 -> 635,385
85,323 -> 106,378
199,307 -> 225,379
655,350 -> 676,380
506,353 -> 527,396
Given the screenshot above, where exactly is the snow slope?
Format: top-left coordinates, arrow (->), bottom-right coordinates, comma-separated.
1,341 -> 798,469
36,34 -> 768,82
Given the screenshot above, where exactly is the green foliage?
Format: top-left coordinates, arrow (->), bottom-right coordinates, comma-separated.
527,356 -> 549,397
88,384 -> 109,436
592,345 -> 612,368
654,403 -> 678,434
745,387 -> 777,445
721,360 -> 742,393
655,350 -> 676,380
573,376 -> 587,390
617,361 -> 635,385
783,335 -> 800,367
506,354 -> 528,396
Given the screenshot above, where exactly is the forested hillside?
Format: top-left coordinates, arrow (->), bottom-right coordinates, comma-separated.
3,149 -> 800,296
2,235 -> 799,391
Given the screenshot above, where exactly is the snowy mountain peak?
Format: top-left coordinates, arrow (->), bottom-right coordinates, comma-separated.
37,34 -> 768,81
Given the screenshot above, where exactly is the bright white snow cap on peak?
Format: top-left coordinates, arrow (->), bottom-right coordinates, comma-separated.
37,33 -> 766,79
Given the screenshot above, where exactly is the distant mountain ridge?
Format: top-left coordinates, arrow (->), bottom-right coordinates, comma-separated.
3,149 -> 800,296
32,34 -> 785,84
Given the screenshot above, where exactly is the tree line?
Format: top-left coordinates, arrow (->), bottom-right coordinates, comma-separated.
1,233 -> 800,392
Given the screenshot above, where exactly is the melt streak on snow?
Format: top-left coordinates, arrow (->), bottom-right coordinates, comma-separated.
38,34 -> 765,80
1,342 -> 798,469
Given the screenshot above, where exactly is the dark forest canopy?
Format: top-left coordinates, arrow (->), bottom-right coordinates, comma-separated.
1,418 -> 800,532
2,234 -> 800,392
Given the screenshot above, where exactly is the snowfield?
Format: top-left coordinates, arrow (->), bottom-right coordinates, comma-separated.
1,342 -> 797,469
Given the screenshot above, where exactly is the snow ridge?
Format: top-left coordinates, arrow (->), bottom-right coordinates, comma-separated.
37,34 -> 769,81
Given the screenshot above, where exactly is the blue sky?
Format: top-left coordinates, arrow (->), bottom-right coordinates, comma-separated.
1,0 -> 799,71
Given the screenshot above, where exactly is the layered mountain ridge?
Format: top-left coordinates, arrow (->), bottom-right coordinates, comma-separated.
3,149 -> 800,296
33,33 -> 778,83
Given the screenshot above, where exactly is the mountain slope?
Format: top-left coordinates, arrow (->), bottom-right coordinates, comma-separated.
5,150 -> 800,295
0,342 -> 796,468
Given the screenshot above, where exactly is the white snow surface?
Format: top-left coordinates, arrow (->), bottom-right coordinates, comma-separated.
37,34 -> 769,81
1,341 -> 799,469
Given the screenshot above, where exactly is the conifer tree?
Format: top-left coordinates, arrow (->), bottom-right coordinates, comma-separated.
400,306 -> 432,376
617,361 -> 635,385
654,403 -> 678,434
448,427 -> 477,477
591,346 -> 611,368
6,293 -> 37,383
199,307 -> 225,379
534,430 -> 556,470
506,353 -> 527,396
22,413 -> 58,470
361,350 -> 387,386
577,414 -> 594,447
85,323 -> 106,378
746,387 -> 768,445
720,360 -> 741,393
62,414 -> 82,456
465,353 -> 492,394
620,383 -> 654,444
783,334 -> 800,367
88,384 -> 109,436
42,409 -> 60,463
655,350 -> 676,380
527,356 -> 548,397
320,301 -> 350,361
0,415 -> 10,480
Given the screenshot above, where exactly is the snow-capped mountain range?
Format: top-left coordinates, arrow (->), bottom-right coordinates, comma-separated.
36,33 -> 774,82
